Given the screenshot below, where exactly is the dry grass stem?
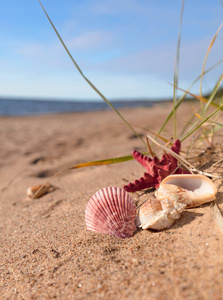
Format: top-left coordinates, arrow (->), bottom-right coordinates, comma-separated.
212,202 -> 223,233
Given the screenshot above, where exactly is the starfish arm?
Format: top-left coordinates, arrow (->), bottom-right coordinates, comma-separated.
124,172 -> 158,192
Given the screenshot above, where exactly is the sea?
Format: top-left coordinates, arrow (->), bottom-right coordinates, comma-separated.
0,98 -> 158,116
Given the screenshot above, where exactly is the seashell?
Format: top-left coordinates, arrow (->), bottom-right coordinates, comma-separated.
136,197 -> 186,230
27,183 -> 54,199
156,174 -> 217,207
85,187 -> 137,239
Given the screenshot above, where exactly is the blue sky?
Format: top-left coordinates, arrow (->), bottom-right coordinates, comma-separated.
0,0 -> 222,101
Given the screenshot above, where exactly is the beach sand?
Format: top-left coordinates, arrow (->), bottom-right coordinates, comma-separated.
1,102 -> 223,299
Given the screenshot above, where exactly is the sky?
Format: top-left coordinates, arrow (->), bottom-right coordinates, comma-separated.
0,0 -> 222,101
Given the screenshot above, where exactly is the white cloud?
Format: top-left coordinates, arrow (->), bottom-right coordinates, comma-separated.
92,35 -> 223,80
89,0 -> 151,15
16,42 -> 46,58
67,31 -> 113,50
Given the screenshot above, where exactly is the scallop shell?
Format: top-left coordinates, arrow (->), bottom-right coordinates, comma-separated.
156,174 -> 217,207
136,197 -> 186,230
85,187 -> 137,239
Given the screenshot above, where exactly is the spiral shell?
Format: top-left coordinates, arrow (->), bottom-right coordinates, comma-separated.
156,174 -> 217,207
85,187 -> 137,239
136,197 -> 186,230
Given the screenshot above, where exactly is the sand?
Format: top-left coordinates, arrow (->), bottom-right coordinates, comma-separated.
1,102 -> 223,300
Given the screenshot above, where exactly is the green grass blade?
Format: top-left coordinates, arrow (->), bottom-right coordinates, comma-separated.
157,59 -> 223,137
199,23 -> 223,97
181,103 -> 223,141
169,81 -> 223,109
209,120 -> 223,127
179,112 -> 198,140
173,0 -> 185,139
203,74 -> 223,114
38,0 -> 146,146
182,74 -> 223,136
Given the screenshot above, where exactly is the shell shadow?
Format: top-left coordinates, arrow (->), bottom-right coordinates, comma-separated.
171,210 -> 204,230
215,191 -> 223,205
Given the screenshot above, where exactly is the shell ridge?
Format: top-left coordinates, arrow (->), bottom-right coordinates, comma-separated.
111,187 -> 125,228
124,190 -> 132,220
119,187 -> 127,222
86,195 -> 108,223
116,187 -> 124,221
112,187 -> 130,235
85,207 -> 110,233
85,191 -> 115,233
107,187 -> 122,229
101,187 -> 123,236
100,188 -> 118,225
105,187 -> 131,237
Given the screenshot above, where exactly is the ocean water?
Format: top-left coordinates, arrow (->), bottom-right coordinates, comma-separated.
0,98 -> 155,116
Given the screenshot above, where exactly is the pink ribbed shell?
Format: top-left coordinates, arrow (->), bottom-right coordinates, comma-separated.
85,187 -> 137,239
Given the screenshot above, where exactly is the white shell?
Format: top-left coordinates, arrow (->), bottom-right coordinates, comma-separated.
85,187 -> 137,239
27,183 -> 54,199
156,174 -> 217,207
136,197 -> 186,230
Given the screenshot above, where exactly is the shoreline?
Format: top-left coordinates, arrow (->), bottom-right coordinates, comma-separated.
0,98 -> 171,117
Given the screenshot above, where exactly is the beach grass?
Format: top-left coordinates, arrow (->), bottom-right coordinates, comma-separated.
38,0 -> 223,192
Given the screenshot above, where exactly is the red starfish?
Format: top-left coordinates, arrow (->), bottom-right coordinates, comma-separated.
124,139 -> 190,192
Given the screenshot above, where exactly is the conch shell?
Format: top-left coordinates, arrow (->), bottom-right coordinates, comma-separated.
137,174 -> 217,230
136,197 -> 186,230
156,174 -> 217,207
